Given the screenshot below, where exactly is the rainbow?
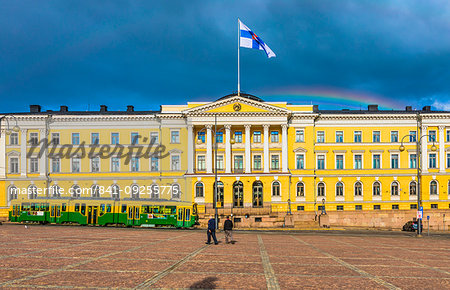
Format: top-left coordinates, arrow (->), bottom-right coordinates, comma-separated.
258,86 -> 405,110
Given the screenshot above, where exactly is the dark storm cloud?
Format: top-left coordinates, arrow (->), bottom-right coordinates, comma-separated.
0,0 -> 449,112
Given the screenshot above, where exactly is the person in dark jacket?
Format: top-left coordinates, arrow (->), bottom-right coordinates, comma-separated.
223,216 -> 233,244
206,217 -> 218,245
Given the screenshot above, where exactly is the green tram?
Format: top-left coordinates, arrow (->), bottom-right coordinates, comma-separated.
9,198 -> 198,228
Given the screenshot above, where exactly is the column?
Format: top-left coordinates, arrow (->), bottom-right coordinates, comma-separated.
225,125 -> 231,173
245,124 -> 251,173
421,125 -> 428,173
39,128 -> 46,176
187,125 -> 194,174
263,124 -> 270,173
439,125 -> 445,172
281,124 -> 288,172
206,125 -> 212,173
0,129 -> 6,178
20,129 -> 27,177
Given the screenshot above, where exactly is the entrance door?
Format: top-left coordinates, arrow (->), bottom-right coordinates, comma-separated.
127,206 -> 140,226
87,206 -> 98,224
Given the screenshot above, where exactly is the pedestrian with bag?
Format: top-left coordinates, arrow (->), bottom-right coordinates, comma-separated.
223,216 -> 234,244
206,217 -> 218,245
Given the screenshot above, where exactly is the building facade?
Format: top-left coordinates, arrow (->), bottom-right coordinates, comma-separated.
1,94 -> 450,223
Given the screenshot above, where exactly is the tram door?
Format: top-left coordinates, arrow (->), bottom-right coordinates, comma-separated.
55,205 -> 61,224
177,207 -> 185,227
50,205 -> 56,223
127,206 -> 140,226
87,206 -> 98,224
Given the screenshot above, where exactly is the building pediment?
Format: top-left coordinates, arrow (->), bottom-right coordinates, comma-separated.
183,95 -> 290,116
293,146 -> 307,153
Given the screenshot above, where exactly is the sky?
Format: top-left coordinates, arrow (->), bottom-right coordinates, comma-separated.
1,0 -> 450,112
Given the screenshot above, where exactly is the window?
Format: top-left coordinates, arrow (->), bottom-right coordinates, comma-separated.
409,181 -> 417,195
336,155 -> 344,169
391,131 -> 398,142
195,182 -> 204,197
429,153 -> 437,168
354,181 -> 362,196
216,155 -> 224,170
374,204 -> 381,210
296,182 -> 304,197
51,186 -> 60,198
233,181 -> 244,207
10,132 -> 18,145
373,154 -> 381,169
91,156 -> 100,172
337,205 -> 344,211
296,154 -> 304,169
336,131 -> 343,143
234,155 -> 244,171
29,132 -> 38,145
150,184 -> 159,199
197,155 -> 206,171
131,157 -> 139,172
392,204 -> 399,210
447,130 -> 450,142
253,155 -> 262,170
111,133 -> 119,145
272,181 -> 280,196
131,184 -> 140,199
355,205 -> 362,210
131,132 -> 139,145
447,153 -> 450,168
373,181 -> 381,196
71,185 -> 81,198
171,130 -> 180,143
270,131 -> 279,143
317,182 -> 325,196
150,157 -> 159,171
409,131 -> 417,142
297,206 -> 305,211
10,157 -> 19,173
336,182 -> 343,196
197,131 -> 205,143
91,133 -> 99,145
28,185 -> 38,199
372,131 -> 380,143
391,154 -> 399,169
354,131 -> 362,143
295,129 -> 304,142
150,132 -> 159,144
172,183 -> 181,199
410,204 -> 417,209
111,157 -> 120,172
111,184 -> 120,199
253,131 -> 261,143
30,158 -> 38,173
428,130 -> 436,142
234,131 -> 242,143
8,186 -> 18,201
91,184 -> 100,198
51,133 -> 60,145
410,154 -> 417,169
354,154 -> 362,169
215,132 -> 223,143
214,182 -> 224,208
431,204 -> 438,209
430,180 -> 438,195
252,181 -> 263,207
72,157 -> 81,173
317,131 -> 325,143
271,155 -> 279,170
391,181 -> 399,196
72,133 -> 80,145
317,155 -> 325,170
52,158 -> 60,173
171,155 -> 180,170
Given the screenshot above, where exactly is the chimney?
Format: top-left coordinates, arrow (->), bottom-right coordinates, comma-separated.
100,105 -> 108,112
405,106 -> 412,112
313,105 -> 319,112
30,105 -> 41,113
422,106 -> 431,112
368,104 -> 378,111
60,105 -> 68,112
127,105 -> 134,112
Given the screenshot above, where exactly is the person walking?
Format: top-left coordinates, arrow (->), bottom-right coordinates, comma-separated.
223,216 -> 233,244
206,217 -> 218,245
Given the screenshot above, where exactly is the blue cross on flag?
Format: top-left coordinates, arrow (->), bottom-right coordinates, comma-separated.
239,20 -> 276,58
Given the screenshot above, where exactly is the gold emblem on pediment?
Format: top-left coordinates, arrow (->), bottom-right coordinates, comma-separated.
233,103 -> 242,111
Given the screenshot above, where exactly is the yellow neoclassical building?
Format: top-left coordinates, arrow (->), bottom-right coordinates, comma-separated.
1,94 -> 450,224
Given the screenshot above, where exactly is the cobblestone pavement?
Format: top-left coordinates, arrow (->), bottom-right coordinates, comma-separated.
0,224 -> 449,289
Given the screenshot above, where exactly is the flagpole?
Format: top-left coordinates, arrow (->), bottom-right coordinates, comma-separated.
237,18 -> 240,97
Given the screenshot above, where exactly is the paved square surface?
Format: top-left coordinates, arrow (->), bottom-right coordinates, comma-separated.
0,224 -> 449,289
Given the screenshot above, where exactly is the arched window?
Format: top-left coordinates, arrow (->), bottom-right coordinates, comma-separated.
335,182 -> 343,196
213,181 -> 224,208
8,185 -> 18,202
252,181 -> 263,207
71,185 -> 81,198
317,182 -> 325,197
91,184 -> 100,198
111,184 -> 120,200
296,182 -> 305,197
409,181 -> 417,196
28,185 -> 38,199
430,180 -> 438,195
195,182 -> 204,197
233,181 -> 244,207
131,184 -> 140,199
172,183 -> 181,199
354,181 -> 362,196
373,181 -> 381,196
391,181 -> 399,196
51,185 -> 61,198
272,181 -> 280,196
150,183 -> 159,199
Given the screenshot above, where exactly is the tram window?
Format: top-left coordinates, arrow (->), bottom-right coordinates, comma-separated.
185,209 -> 190,221
31,203 -> 35,211
81,204 -> 86,215
166,206 -> 176,214
44,203 -> 50,211
100,204 -> 105,213
152,207 -> 159,214
142,206 -> 149,214
62,203 -> 67,212
135,207 -> 139,219
106,204 -> 112,213
178,209 -> 183,220
128,207 -> 133,219
121,205 -> 127,213
75,203 -> 80,212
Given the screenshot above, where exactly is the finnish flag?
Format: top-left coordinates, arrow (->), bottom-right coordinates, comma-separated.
239,20 -> 276,58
